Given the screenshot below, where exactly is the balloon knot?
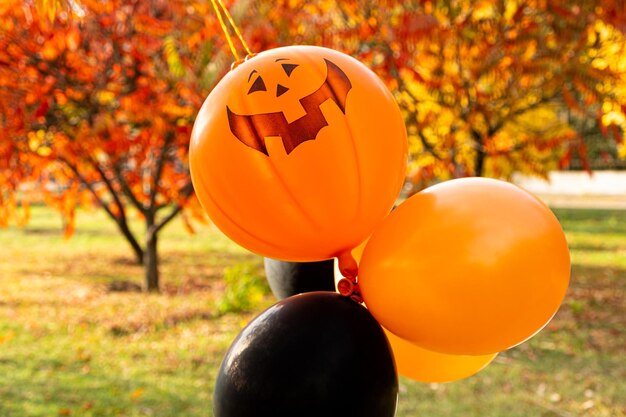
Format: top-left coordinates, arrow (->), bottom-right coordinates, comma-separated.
337,250 -> 361,303
338,278 -> 363,304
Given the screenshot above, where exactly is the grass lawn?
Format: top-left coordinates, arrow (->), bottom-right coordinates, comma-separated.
0,205 -> 624,417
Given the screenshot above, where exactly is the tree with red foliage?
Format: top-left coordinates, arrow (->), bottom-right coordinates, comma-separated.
0,0 -> 233,291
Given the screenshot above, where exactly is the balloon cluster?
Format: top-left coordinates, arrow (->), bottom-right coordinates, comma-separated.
190,45 -> 571,416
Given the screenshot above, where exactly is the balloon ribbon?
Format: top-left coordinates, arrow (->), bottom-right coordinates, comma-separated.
209,0 -> 254,64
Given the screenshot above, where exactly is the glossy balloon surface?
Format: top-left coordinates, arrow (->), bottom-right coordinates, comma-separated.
359,178 -> 571,355
264,258 -> 336,299
214,292 -> 398,417
190,46 -> 407,261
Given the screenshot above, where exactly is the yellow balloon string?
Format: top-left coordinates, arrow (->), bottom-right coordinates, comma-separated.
209,0 -> 240,61
217,0 -> 253,57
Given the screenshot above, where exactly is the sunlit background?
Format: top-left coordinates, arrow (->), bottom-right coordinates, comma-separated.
1,1 -> 624,416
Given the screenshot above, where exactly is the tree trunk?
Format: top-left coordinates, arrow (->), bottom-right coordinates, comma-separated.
144,213 -> 159,292
144,232 -> 159,292
472,129 -> 486,177
475,148 -> 486,177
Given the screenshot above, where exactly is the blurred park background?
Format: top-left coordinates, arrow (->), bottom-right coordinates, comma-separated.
1,0 -> 625,416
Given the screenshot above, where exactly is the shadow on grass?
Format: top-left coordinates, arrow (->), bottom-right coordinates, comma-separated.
112,257 -> 141,266
568,242 -> 625,252
159,250 -> 260,266
22,227 -> 64,236
570,264 -> 626,287
22,226 -> 118,238
553,207 -> 626,235
552,207 -> 626,221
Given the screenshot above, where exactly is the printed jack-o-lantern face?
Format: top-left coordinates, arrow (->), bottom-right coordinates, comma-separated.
227,58 -> 352,155
190,46 -> 407,262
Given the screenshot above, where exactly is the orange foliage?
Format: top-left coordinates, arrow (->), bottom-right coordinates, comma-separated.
237,0 -> 626,184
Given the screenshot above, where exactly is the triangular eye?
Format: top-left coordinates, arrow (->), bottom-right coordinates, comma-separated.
248,76 -> 266,94
281,63 -> 299,77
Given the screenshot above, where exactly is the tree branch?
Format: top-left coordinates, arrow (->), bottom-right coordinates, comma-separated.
490,94 -> 556,136
405,94 -> 448,161
151,180 -> 194,237
59,156 -> 144,263
113,162 -> 147,215
149,132 -> 174,212
58,157 -> 117,221
85,155 -> 129,223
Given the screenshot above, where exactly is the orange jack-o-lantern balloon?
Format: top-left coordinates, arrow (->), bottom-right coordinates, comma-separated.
190,46 -> 407,261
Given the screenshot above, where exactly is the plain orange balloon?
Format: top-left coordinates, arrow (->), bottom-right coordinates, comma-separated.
190,46 -> 407,261
335,241 -> 497,383
385,330 -> 497,383
359,177 -> 571,355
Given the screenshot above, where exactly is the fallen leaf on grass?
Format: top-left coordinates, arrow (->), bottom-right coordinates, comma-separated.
582,400 -> 595,410
550,393 -> 562,403
131,388 -> 145,401
0,331 -> 15,344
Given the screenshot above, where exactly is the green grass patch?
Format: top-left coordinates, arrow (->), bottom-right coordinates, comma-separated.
0,206 -> 624,416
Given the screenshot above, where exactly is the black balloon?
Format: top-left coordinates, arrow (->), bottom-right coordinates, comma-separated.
214,292 -> 398,417
263,257 -> 336,299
